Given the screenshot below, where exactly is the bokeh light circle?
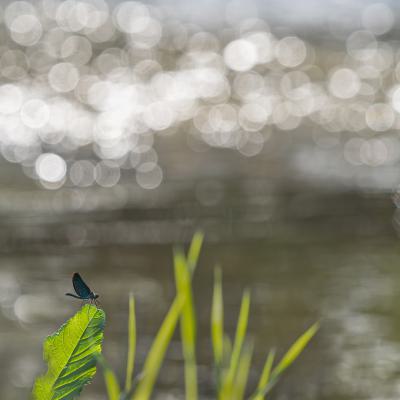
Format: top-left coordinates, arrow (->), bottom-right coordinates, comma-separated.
35,153 -> 67,183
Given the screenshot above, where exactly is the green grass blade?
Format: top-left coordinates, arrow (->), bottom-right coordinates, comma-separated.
218,290 -> 251,399
174,249 -> 198,400
187,231 -> 204,274
125,293 -> 137,393
233,341 -> 254,400
249,324 -> 318,400
32,304 -> 105,400
96,355 -> 121,400
211,267 -> 224,369
132,294 -> 186,400
252,349 -> 275,400
222,289 -> 251,397
222,335 -> 232,365
271,322 -> 319,379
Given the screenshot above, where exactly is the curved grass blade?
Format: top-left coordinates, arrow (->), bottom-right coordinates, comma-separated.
187,231 -> 204,274
96,355 -> 121,400
250,323 -> 319,399
130,233 -> 203,400
233,340 -> 254,400
132,293 -> 186,400
271,322 -> 319,378
211,267 -> 224,369
221,289 -> 250,398
125,293 -> 136,393
252,349 -> 275,400
174,249 -> 198,400
32,304 -> 105,400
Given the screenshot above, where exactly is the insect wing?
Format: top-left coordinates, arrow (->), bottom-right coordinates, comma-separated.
72,273 -> 92,298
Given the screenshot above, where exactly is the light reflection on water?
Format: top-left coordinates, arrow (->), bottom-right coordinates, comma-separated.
0,0 -> 400,194
0,190 -> 400,400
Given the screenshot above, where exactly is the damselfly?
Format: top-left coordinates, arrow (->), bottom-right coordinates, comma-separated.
66,272 -> 100,307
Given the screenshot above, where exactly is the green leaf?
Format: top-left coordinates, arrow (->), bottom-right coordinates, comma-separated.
252,349 -> 275,400
32,304 -> 105,400
96,355 -> 121,400
174,249 -> 198,400
211,267 -> 224,369
132,293 -> 186,400
125,293 -> 136,393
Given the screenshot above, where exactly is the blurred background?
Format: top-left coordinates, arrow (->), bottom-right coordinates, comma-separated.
2,0 -> 400,398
